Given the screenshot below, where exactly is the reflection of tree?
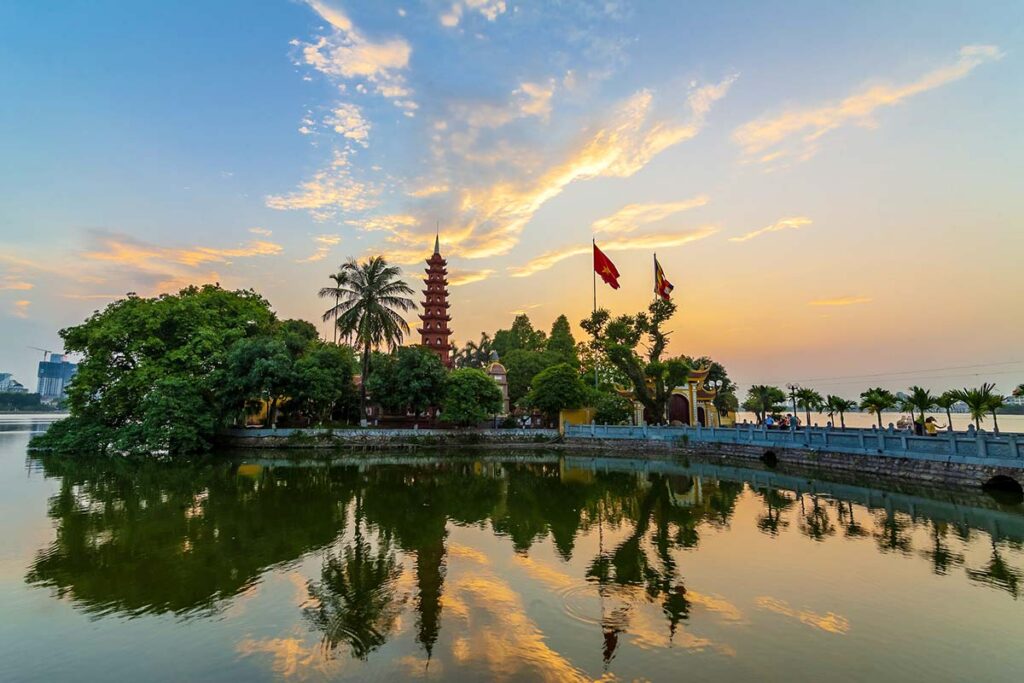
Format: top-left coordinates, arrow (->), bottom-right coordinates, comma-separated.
873,508 -> 914,555
25,456 -> 351,617
305,496 -> 403,659
755,488 -> 795,536
966,541 -> 1022,599
798,495 -> 836,542
835,500 -> 870,538
920,522 -> 964,576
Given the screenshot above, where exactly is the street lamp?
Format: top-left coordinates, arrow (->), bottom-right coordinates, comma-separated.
786,383 -> 800,416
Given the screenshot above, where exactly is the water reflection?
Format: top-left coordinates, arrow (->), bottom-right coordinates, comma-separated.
23,451 -> 1024,678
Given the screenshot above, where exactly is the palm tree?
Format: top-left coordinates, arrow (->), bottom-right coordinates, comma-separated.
835,397 -> 856,429
952,383 -> 999,431
904,386 -> 936,431
455,332 -> 493,369
319,270 -> 349,345
795,388 -> 824,426
1014,383 -> 1024,397
824,394 -> 853,428
986,392 -> 1005,434
331,257 -> 417,418
743,385 -> 785,425
934,391 -> 958,432
859,387 -> 898,429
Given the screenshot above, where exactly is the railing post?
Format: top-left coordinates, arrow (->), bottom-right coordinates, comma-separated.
900,435 -> 908,452
858,433 -> 866,451
643,422 -> 648,438
977,434 -> 988,458
591,420 -> 596,438
1008,434 -> 1019,458
948,430 -> 957,457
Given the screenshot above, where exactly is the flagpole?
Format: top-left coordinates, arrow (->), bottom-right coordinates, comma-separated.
593,239 -> 598,390
653,252 -> 657,302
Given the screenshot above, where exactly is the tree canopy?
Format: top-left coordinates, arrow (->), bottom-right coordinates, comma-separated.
527,363 -> 588,423
441,368 -> 503,427
366,345 -> 447,416
492,314 -> 546,358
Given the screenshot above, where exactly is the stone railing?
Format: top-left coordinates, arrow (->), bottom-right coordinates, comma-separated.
563,423 -> 1024,468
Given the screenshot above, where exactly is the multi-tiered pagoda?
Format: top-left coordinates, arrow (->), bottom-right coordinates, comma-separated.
418,235 -> 453,367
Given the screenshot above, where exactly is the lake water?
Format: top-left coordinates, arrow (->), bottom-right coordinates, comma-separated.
2,417 -> 1024,682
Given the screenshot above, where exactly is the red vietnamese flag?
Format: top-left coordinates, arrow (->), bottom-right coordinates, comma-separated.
593,241 -> 620,289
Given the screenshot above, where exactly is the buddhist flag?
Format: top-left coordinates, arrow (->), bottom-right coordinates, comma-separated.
654,254 -> 674,301
593,241 -> 620,289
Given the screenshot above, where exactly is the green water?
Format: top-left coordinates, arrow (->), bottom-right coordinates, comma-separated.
2,418 -> 1023,681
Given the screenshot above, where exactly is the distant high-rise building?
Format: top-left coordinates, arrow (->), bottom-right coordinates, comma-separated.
37,354 -> 77,402
0,373 -> 29,394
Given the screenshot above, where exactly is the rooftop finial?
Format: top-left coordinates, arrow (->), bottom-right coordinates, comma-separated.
434,221 -> 440,254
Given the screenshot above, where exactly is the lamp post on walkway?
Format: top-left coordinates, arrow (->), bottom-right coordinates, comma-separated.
786,383 -> 800,419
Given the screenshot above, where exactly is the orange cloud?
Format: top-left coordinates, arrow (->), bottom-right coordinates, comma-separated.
808,295 -> 872,307
297,234 -> 342,263
592,195 -> 710,234
729,216 -> 812,243
266,150 -> 378,221
734,45 -> 1002,164
11,299 -> 30,318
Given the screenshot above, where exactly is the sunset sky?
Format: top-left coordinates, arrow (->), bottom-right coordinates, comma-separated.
1,1 -> 1021,395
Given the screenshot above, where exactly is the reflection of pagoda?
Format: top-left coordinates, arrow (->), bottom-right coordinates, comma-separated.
417,234 -> 453,367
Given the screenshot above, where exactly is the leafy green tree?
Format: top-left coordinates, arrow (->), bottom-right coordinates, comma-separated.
331,257 -> 417,419
503,348 -> 560,405
441,368 -> 503,427
795,388 -> 824,426
546,315 -> 579,365
32,285 -> 276,455
366,345 -> 447,417
527,363 -> 588,424
593,391 -> 633,425
859,387 -> 898,428
743,385 -> 786,424
1014,384 -> 1024,398
934,391 -> 958,432
825,395 -> 857,429
492,314 -> 546,358
579,301 -> 689,424
0,392 -> 42,411
224,334 -> 294,427
292,343 -> 358,425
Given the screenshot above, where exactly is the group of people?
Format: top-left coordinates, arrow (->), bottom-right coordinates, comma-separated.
745,413 -> 950,436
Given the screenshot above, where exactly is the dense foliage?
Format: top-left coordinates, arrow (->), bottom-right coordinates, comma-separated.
0,392 -> 43,411
527,363 -> 588,423
33,285 -> 360,456
367,346 -> 447,416
441,368 -> 503,426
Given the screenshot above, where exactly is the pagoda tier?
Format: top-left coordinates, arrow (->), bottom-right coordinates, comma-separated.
419,235 -> 454,367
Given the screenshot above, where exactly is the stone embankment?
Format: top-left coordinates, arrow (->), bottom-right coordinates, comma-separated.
219,427 -> 560,450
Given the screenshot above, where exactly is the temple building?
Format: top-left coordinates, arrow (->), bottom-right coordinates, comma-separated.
625,366 -> 735,427
485,353 -> 510,415
418,235 -> 454,368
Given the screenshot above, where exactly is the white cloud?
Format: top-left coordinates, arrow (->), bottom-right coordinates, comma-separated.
249,227 -> 273,236
11,300 -> 30,318
729,216 -> 812,243
300,1 -> 413,102
734,45 -> 1002,164
441,0 -> 506,27
324,102 -> 371,145
266,150 -> 379,221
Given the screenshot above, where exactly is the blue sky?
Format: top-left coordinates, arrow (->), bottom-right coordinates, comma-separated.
1,1 -> 1022,394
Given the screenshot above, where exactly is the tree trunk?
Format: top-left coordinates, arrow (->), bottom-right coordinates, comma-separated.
333,294 -> 339,345
360,339 -> 370,422
991,410 -> 1000,434
839,411 -> 846,430
805,408 -> 811,426
877,410 -> 883,429
945,407 -> 952,431
266,396 -> 278,428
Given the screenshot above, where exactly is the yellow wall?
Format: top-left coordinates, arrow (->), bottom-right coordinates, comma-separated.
559,407 -> 596,435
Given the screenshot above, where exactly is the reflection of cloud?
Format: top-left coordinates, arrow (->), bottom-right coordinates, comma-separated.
755,596 -> 850,634
297,234 -> 342,263
447,542 -> 491,564
729,216 -> 811,243
509,227 -> 718,277
236,636 -> 330,678
808,295 -> 872,307
734,45 -> 1001,165
687,591 -> 745,622
592,195 -> 709,234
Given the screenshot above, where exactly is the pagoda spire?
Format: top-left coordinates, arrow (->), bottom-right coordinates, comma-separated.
418,232 -> 453,367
